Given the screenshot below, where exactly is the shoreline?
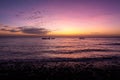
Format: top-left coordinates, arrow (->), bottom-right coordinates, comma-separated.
0,56 -> 120,80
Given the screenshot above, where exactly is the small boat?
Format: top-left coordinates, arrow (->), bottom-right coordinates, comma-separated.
51,37 -> 55,39
79,37 -> 85,39
41,37 -> 55,40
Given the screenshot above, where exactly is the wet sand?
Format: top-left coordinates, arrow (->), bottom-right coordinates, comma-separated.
0,56 -> 120,80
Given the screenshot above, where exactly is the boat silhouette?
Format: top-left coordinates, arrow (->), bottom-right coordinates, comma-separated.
79,37 -> 85,39
41,37 -> 55,40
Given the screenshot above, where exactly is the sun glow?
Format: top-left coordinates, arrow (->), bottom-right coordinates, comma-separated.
49,27 -> 85,36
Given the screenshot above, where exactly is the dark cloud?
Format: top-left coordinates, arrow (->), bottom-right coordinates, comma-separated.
0,24 -> 9,28
0,28 -> 19,32
0,28 -> 7,31
21,27 -> 50,34
0,24 -> 50,35
3,26 -> 9,27
17,27 -> 24,29
9,29 -> 20,32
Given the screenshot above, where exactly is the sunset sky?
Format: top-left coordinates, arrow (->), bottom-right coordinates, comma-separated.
0,0 -> 120,37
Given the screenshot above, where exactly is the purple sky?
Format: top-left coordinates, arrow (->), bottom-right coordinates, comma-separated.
0,0 -> 120,36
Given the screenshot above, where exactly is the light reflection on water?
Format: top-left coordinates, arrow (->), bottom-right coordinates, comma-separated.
0,37 -> 120,60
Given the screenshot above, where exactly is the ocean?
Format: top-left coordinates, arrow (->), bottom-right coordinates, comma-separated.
0,37 -> 120,61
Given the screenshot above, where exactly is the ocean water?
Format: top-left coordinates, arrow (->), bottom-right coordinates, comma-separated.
0,37 -> 120,60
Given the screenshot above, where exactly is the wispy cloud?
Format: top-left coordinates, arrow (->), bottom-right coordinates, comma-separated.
15,10 -> 43,20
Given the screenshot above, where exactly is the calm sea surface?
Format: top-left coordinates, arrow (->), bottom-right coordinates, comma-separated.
0,37 -> 120,60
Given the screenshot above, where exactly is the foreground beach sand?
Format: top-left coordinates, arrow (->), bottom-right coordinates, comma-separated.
0,56 -> 120,80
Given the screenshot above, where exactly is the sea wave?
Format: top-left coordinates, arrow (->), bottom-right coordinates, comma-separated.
98,43 -> 120,45
42,49 -> 120,54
